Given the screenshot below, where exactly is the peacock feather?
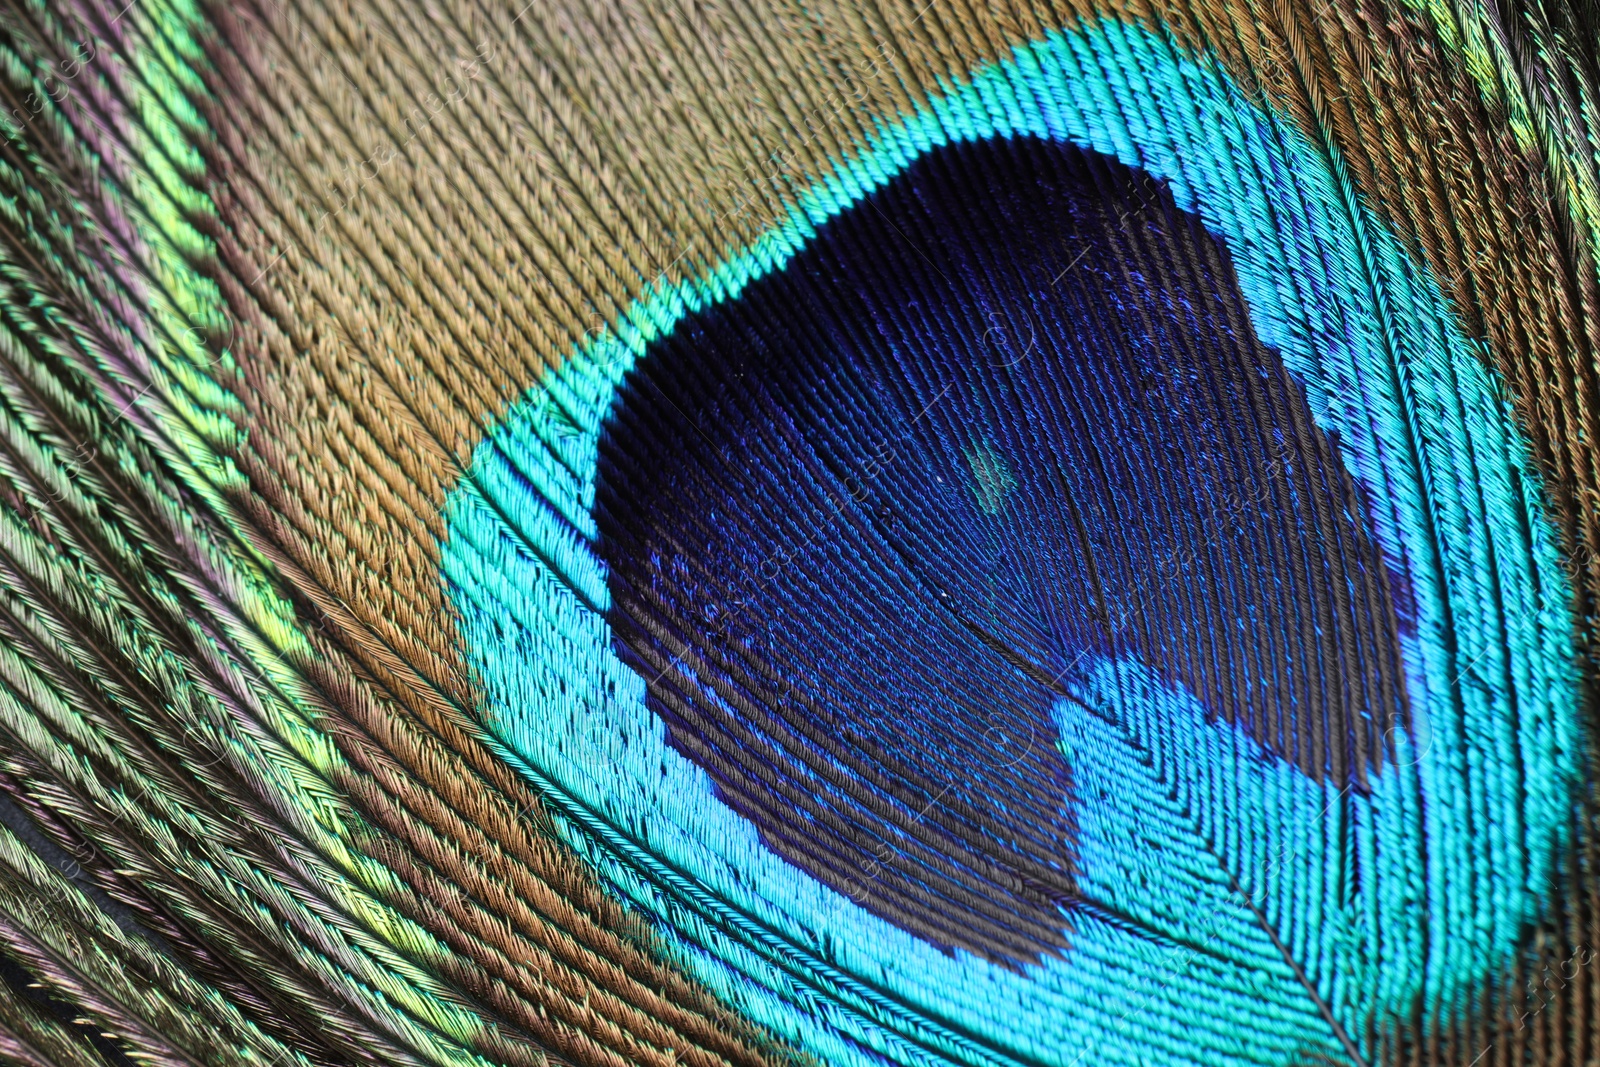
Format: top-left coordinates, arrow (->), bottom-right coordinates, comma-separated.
0,0 -> 1598,1065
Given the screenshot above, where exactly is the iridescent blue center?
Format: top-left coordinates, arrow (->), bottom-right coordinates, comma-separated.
592,137 -> 1412,966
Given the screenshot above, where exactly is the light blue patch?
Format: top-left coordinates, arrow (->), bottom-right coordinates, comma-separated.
441,17 -> 1580,1067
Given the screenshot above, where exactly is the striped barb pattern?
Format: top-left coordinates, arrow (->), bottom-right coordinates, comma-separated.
0,0 -> 1598,1066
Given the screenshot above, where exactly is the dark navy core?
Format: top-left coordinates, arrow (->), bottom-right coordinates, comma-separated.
592,136 -> 1412,967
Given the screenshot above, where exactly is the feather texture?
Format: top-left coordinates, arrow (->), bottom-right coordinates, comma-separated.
0,0 -> 1598,1064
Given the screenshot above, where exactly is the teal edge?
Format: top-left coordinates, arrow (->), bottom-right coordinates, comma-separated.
440,17 -> 1581,1067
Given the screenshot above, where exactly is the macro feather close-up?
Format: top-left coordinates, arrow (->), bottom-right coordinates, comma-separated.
0,0 -> 1599,1063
